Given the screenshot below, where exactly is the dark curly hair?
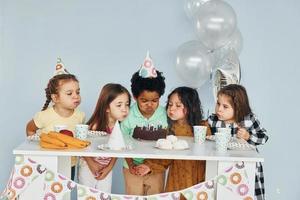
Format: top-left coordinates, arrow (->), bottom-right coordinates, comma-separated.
166,87 -> 203,127
130,70 -> 166,98
217,84 -> 252,122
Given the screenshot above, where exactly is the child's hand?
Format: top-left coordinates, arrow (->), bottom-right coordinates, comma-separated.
86,159 -> 104,177
237,127 -> 250,140
96,166 -> 111,180
128,164 -> 138,175
135,164 -> 151,176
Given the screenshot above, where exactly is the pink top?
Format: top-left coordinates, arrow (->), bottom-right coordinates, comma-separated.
93,127 -> 113,167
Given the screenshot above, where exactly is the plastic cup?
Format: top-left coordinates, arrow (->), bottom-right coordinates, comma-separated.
217,127 -> 231,141
215,132 -> 230,152
193,126 -> 207,144
75,124 -> 88,140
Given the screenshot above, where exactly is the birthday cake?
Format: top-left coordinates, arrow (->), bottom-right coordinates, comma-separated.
132,125 -> 167,141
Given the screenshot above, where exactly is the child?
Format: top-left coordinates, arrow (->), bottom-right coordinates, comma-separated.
121,52 -> 168,195
207,84 -> 268,200
78,83 -> 131,192
136,87 -> 210,198
26,59 -> 85,180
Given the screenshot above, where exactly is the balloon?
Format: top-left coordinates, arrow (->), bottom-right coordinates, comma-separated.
214,49 -> 241,82
212,29 -> 243,68
225,28 -> 243,55
194,0 -> 237,50
184,0 -> 211,19
175,40 -> 212,88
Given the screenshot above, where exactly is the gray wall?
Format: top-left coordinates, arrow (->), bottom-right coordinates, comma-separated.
0,0 -> 299,199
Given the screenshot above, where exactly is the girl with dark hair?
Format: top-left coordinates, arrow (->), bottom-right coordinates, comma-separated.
136,87 -> 210,198
79,83 -> 131,192
208,84 -> 268,200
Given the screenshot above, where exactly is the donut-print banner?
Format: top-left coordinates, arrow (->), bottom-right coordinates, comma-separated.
1,156 -> 250,200
43,170 -> 76,200
216,161 -> 253,200
77,185 -> 147,200
181,179 -> 215,200
0,155 -> 47,199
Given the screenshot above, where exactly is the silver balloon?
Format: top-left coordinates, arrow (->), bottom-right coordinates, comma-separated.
175,40 -> 212,88
184,0 -> 211,19
194,0 -> 237,50
211,50 -> 241,100
214,49 -> 241,80
212,29 -> 243,68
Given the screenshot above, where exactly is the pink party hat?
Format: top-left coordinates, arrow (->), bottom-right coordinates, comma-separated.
54,57 -> 69,76
138,51 -> 158,78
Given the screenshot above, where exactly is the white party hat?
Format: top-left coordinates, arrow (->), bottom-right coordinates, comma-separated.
107,121 -> 126,150
138,51 -> 158,78
54,57 -> 69,76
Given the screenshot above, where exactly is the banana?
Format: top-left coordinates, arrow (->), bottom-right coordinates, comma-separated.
48,132 -> 90,148
40,133 -> 66,147
40,140 -> 67,149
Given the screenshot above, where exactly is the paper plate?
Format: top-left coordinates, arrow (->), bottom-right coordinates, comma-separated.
154,145 -> 189,151
97,144 -> 134,151
27,134 -> 40,141
88,130 -> 107,137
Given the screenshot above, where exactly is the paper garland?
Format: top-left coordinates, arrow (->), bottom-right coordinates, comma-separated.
216,162 -> 253,200
1,157 -> 252,200
43,170 -> 76,200
0,155 -> 47,199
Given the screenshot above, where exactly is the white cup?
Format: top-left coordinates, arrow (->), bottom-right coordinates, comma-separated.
193,126 -> 207,144
217,127 -> 231,141
54,125 -> 67,132
75,124 -> 88,140
215,132 -> 230,152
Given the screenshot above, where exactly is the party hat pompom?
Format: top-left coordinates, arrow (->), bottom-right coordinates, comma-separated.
54,57 -> 70,76
138,51 -> 158,78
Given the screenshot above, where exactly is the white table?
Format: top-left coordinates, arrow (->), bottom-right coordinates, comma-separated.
13,136 -> 263,200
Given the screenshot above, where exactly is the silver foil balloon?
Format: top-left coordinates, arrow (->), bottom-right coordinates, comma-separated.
212,50 -> 241,100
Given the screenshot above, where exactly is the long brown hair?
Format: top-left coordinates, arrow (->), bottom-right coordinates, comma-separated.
42,74 -> 78,111
87,83 -> 131,131
217,84 -> 252,122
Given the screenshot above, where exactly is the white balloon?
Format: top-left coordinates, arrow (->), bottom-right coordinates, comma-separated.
224,29 -> 243,55
175,40 -> 212,88
184,0 -> 211,19
212,29 -> 243,68
194,0 -> 237,50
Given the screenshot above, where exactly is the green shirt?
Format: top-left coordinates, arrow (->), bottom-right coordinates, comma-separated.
121,102 -> 168,168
